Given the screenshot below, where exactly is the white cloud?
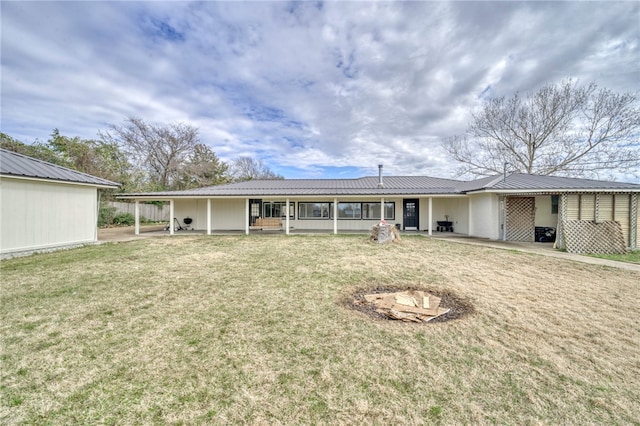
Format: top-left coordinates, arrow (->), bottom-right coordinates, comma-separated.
1,1 -> 638,179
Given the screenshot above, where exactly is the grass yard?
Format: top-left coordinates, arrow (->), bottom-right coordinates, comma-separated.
1,235 -> 639,425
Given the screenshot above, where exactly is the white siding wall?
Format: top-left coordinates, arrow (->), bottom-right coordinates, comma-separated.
1,177 -> 98,254
468,193 -> 500,239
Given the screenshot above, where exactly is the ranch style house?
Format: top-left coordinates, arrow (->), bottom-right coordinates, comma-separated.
119,169 -> 640,254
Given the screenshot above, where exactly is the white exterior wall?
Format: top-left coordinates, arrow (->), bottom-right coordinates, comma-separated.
1,177 -> 98,255
534,196 -> 558,228
173,197 -> 404,231
422,197 -> 469,233
468,193 -> 500,239
173,199 -> 246,230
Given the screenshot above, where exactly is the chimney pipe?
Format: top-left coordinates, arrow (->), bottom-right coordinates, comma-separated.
378,164 -> 384,188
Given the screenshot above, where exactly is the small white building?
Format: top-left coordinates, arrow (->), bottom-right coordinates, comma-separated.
0,148 -> 120,258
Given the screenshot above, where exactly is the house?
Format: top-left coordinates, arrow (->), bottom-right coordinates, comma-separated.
0,148 -> 120,257
118,168 -> 640,253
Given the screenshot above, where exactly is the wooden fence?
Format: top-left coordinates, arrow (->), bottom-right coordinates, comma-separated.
108,201 -> 169,222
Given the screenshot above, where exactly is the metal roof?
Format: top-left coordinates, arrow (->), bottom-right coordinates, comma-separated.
118,172 -> 640,199
465,173 -> 640,192
0,148 -> 120,188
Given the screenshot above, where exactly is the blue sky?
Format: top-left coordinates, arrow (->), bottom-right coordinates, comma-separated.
1,1 -> 639,180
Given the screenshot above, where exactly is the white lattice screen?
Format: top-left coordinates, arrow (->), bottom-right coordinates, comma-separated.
563,220 -> 627,254
505,197 -> 535,242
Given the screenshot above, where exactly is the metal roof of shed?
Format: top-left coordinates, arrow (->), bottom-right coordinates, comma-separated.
0,148 -> 120,188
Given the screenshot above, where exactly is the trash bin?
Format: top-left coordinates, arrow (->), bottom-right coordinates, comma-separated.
535,227 -> 556,242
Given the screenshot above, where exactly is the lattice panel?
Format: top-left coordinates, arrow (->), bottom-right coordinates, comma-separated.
563,220 -> 627,254
506,197 -> 535,242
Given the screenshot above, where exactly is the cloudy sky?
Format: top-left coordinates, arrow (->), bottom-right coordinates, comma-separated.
2,1 -> 639,179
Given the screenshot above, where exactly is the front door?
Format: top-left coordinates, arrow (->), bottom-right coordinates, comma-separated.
403,199 -> 419,230
249,199 -> 262,227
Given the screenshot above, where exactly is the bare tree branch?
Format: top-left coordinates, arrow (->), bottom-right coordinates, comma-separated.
443,79 -> 640,179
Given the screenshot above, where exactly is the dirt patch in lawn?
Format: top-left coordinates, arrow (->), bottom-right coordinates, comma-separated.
347,286 -> 475,324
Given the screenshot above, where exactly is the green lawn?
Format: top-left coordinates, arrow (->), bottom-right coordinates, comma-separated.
1,235 -> 639,424
589,249 -> 640,264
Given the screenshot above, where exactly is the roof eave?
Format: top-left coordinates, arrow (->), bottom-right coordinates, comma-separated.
468,187 -> 640,194
1,173 -> 120,188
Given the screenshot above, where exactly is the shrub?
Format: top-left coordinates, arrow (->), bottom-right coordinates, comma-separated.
113,213 -> 136,226
98,204 -> 117,227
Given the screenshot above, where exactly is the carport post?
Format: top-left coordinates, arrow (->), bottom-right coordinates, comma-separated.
207,199 -> 212,235
169,199 -> 174,236
245,198 -> 250,235
428,197 -> 433,236
333,198 -> 338,234
134,200 -> 140,235
285,198 -> 290,235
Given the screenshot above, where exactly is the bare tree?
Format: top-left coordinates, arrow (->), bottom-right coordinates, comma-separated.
176,143 -> 230,189
443,79 -> 640,179
101,117 -> 201,190
229,156 -> 283,181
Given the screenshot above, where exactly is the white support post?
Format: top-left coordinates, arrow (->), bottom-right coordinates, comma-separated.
285,198 -> 290,235
333,198 -> 338,235
169,199 -> 175,236
381,197 -> 385,222
468,196 -> 473,236
502,196 -> 507,241
245,198 -> 250,235
207,199 -> 212,235
134,200 -> 140,235
428,197 -> 433,236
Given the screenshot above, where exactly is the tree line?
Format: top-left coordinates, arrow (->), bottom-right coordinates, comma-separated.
1,117 -> 283,196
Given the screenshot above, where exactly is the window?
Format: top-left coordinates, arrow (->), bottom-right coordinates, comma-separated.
338,202 -> 361,219
263,202 -> 294,218
298,201 -> 395,220
551,195 -> 559,214
362,202 -> 395,220
299,202 -> 332,219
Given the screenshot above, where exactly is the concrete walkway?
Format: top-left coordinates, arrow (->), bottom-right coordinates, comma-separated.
429,233 -> 640,273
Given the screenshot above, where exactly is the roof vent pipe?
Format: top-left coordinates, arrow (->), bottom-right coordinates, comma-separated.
378,164 -> 384,188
